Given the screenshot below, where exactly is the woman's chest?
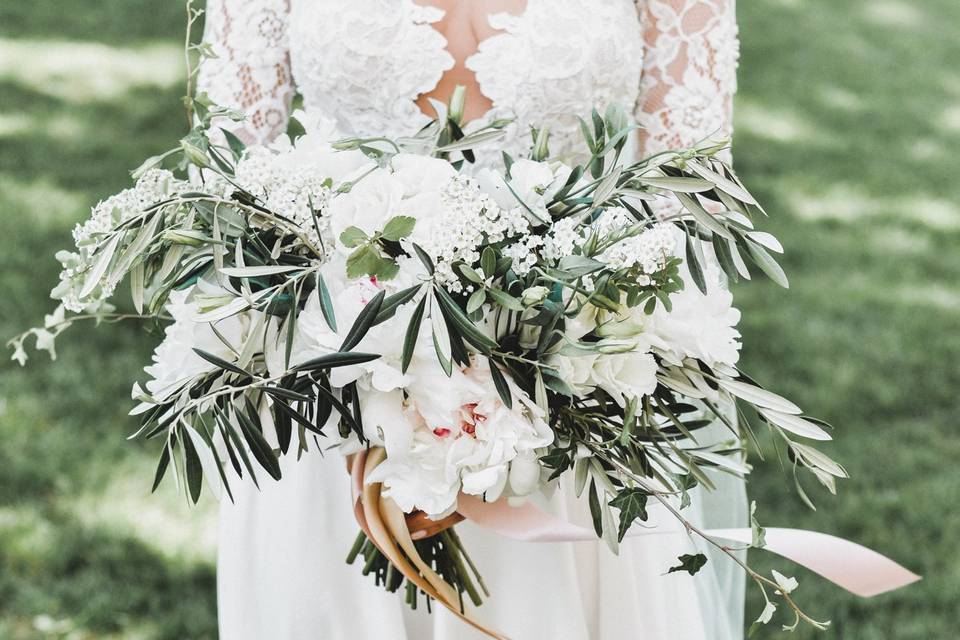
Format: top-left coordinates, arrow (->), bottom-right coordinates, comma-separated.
286,0 -> 644,157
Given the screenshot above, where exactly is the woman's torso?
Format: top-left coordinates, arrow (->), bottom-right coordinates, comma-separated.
287,0 -> 645,164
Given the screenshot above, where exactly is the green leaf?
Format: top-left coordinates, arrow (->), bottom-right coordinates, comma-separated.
609,487 -> 649,541
466,288 -> 486,314
339,290 -> 385,352
219,265 -> 303,278
750,501 -> 767,549
130,262 -> 145,314
457,263 -> 484,284
220,127 -> 247,160
292,351 -> 381,371
636,176 -> 714,192
339,226 -> 369,248
487,287 -> 524,312
684,234 -> 708,294
712,233 -> 740,284
676,193 -> 733,241
487,360 -> 513,409
430,297 -> 453,376
402,295 -> 428,373
316,274 -> 337,332
182,428 -> 204,503
346,245 -> 381,278
193,348 -> 253,379
374,285 -> 422,325
480,247 -> 497,279
151,445 -> 171,493
619,396 -> 638,446
557,255 -> 605,277
235,405 -> 282,481
79,234 -> 121,298
270,398 -> 325,435
314,383 -> 363,437
435,286 -> 497,352
381,215 -> 416,242
588,479 -> 604,538
666,553 -> 708,576
744,240 -> 789,288
411,243 -> 435,274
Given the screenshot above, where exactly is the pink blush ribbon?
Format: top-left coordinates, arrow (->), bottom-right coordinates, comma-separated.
457,494 -> 920,598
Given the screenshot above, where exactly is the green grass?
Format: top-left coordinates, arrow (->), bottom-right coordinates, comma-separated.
0,0 -> 956,638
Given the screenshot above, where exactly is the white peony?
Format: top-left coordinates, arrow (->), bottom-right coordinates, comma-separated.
477,159 -> 571,216
646,266 -> 742,367
271,254 -> 427,391
390,153 -> 457,196
328,168 -> 405,246
142,288 -> 256,401
367,357 -> 554,518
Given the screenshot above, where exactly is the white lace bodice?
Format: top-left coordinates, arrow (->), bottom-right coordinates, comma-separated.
198,0 -> 738,165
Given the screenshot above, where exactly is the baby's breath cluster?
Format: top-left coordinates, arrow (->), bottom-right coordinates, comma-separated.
54,169 -> 185,312
231,147 -> 333,249
425,175 -> 532,291
594,210 -> 676,277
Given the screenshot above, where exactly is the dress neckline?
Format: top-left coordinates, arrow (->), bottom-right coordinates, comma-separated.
409,0 -> 535,123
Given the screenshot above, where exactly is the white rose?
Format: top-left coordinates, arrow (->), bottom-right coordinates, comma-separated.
565,298 -> 600,340
143,287 -> 255,401
547,353 -> 597,397
589,351 -> 659,407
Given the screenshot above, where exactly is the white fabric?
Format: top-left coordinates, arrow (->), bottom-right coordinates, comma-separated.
203,1 -> 746,638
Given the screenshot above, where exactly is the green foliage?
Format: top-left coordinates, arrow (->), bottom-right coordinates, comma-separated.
666,553 -> 708,576
0,0 -> 957,637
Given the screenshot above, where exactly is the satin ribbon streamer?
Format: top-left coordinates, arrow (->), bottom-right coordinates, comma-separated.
352,448 -> 919,638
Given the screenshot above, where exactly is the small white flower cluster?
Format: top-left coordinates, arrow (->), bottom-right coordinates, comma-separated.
232,147 -> 334,249
423,175 -> 532,291
543,216 -> 583,263
593,209 -> 677,279
54,169 -> 185,312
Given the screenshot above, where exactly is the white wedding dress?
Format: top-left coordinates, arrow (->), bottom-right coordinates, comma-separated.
198,1 -> 746,638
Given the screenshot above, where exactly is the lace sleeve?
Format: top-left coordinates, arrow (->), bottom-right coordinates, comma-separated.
635,0 -> 739,161
197,0 -> 294,145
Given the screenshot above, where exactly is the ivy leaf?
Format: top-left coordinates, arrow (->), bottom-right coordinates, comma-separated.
609,487 -> 650,541
381,215 -> 416,242
666,553 -> 708,576
340,226 -> 369,248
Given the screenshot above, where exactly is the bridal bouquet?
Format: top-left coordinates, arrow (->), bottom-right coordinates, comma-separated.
12,94 -> 852,632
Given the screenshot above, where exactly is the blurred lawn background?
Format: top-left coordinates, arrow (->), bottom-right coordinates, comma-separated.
0,1 -> 956,638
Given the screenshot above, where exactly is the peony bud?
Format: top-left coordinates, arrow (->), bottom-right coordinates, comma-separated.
597,338 -> 639,354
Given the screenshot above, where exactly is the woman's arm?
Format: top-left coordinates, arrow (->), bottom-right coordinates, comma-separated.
635,0 -> 739,162
197,0 -> 294,145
